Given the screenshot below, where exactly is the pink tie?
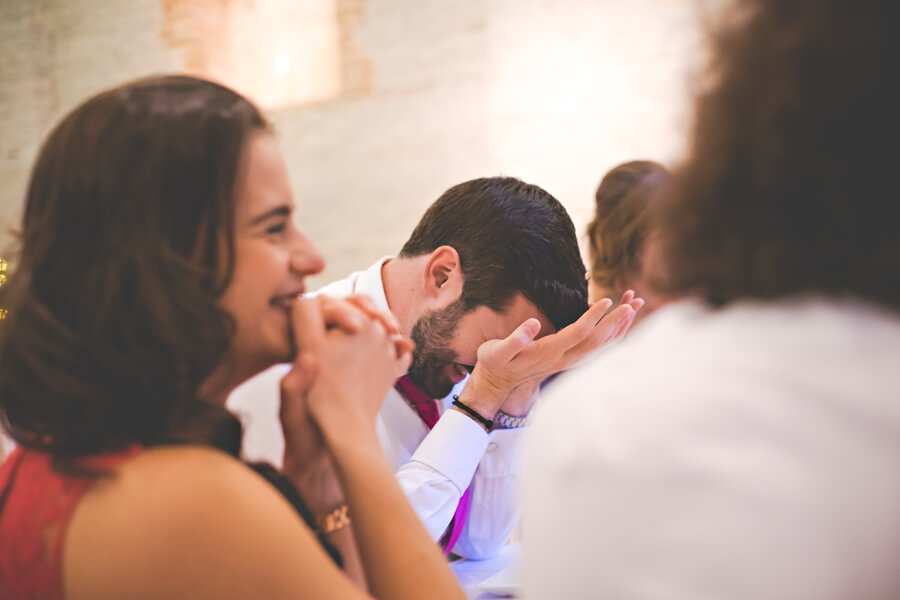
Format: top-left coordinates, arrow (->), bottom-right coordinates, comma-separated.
395,375 -> 472,554
395,375 -> 440,428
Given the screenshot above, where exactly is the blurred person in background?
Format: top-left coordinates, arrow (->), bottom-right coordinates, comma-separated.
523,0 -> 900,598
586,160 -> 672,325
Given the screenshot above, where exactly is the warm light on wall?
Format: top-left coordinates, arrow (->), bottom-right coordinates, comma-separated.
224,0 -> 341,108
160,0 -> 341,110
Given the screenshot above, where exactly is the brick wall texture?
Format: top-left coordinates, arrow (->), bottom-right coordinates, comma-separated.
0,0 -> 721,287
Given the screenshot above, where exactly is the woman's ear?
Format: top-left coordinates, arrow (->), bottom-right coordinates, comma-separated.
422,246 -> 463,305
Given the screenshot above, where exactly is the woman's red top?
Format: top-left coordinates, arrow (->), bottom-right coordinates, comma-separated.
0,445 -> 141,600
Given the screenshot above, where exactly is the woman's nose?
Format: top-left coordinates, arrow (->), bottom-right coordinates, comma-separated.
290,236 -> 325,277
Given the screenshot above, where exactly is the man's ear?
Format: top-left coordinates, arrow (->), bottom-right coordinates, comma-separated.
422,246 -> 463,304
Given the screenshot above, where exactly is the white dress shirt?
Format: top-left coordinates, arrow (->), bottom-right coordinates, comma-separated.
317,257 -> 524,559
228,258 -> 525,559
522,298 -> 900,599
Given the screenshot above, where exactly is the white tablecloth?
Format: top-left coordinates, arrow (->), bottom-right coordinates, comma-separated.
450,543 -> 520,599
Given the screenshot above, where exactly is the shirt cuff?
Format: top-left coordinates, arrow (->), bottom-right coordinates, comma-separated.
478,426 -> 527,478
410,409 -> 489,491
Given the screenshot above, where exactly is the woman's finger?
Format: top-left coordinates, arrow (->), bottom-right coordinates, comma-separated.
392,335 -> 415,359
290,296 -> 327,354
281,352 -> 318,401
392,345 -> 413,378
318,295 -> 368,333
345,294 -> 402,334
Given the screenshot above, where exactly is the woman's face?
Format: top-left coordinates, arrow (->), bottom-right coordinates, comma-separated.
218,133 -> 324,380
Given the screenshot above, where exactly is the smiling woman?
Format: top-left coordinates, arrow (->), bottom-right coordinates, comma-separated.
211,133 -> 325,391
0,75 -> 464,600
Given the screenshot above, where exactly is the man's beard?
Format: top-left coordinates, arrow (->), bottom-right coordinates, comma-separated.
407,298 -> 468,399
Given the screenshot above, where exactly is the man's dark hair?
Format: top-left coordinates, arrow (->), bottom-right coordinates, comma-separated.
657,0 -> 900,309
400,177 -> 588,329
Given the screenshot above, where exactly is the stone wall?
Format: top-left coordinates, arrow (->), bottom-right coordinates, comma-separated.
0,0 -> 721,287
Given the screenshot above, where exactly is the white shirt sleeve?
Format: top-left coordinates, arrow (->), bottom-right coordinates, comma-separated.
450,427 -> 526,560
316,260 -> 525,558
393,410 -> 488,540
380,393 -> 526,559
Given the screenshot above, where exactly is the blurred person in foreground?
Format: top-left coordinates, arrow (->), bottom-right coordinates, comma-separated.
587,160 -> 672,325
232,177 -> 644,559
0,74 -> 471,600
523,0 -> 900,598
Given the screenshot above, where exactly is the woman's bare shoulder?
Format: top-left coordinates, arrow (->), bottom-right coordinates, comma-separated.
107,444 -> 260,489
74,445 -> 271,517
63,445 -> 363,600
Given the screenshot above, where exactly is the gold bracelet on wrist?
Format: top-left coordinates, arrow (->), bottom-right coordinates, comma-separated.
316,504 -> 351,534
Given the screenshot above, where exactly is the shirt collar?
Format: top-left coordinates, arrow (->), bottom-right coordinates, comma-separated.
352,256 -> 394,314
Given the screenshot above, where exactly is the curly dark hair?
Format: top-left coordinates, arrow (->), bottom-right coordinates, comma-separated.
658,0 -> 900,309
0,75 -> 269,457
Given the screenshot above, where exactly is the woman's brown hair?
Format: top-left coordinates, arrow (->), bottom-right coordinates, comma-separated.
658,0 -> 900,309
0,75 -> 269,457
587,161 -> 668,297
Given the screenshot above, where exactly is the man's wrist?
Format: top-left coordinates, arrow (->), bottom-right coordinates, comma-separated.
451,395 -> 494,431
456,375 -> 506,421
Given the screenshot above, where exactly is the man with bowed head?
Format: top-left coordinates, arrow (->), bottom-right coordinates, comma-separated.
233,176 -> 642,558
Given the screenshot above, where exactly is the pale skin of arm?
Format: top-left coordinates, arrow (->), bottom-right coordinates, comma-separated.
279,294 -> 412,591
287,295 -> 464,599
64,446 -> 370,600
62,295 -> 464,600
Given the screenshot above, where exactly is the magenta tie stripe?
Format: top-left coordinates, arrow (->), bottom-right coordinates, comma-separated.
395,375 -> 472,555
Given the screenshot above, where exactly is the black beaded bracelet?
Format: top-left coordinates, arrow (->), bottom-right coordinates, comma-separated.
451,395 -> 494,430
